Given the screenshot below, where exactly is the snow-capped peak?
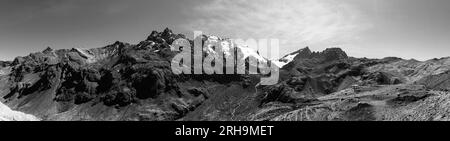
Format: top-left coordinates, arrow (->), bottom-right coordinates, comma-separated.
203,35 -> 268,63
272,53 -> 299,68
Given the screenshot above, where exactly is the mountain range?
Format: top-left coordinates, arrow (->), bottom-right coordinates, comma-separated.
1,28 -> 449,121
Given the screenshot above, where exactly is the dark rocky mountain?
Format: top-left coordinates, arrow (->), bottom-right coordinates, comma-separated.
1,28 -> 449,121
0,28 -> 259,121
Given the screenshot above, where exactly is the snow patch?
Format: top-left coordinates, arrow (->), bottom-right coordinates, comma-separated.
0,102 -> 40,121
203,36 -> 268,63
272,53 -> 299,68
74,48 -> 96,63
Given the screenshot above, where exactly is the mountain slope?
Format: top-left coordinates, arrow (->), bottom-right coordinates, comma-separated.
369,57 -> 450,82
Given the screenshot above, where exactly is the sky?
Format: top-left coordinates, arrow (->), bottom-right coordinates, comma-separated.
0,0 -> 449,61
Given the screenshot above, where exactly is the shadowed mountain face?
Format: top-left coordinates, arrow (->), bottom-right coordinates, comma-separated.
0,28 -> 449,121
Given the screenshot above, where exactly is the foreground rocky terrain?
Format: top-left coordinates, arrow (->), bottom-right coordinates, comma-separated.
0,28 -> 449,121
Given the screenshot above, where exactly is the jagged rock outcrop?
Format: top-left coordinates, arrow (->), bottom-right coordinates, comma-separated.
289,47 -> 348,63
146,28 -> 186,46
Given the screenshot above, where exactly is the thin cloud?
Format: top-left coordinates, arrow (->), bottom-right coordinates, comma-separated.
184,0 -> 371,56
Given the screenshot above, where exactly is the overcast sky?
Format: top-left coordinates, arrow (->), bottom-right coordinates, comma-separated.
0,0 -> 449,61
